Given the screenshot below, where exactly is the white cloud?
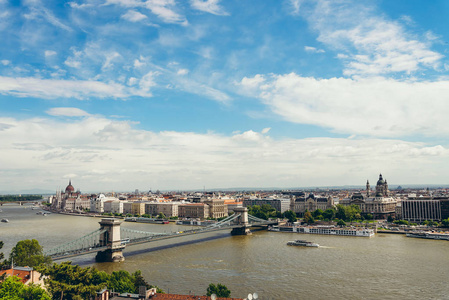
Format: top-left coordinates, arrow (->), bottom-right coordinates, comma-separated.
190,0 -> 229,16
299,0 -> 443,76
1,115 -> 448,191
45,50 -> 57,57
261,127 -> 271,134
101,52 -> 121,70
134,58 -> 146,68
240,73 -> 449,137
304,46 -> 325,53
46,107 -> 91,117
24,1 -> 73,32
289,0 -> 301,15
121,10 -> 148,22
1,60 -> 10,66
0,76 -> 153,99
106,0 -> 187,25
177,68 -> 189,75
128,77 -> 138,86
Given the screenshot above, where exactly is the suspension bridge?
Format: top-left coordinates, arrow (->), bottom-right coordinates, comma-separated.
44,207 -> 277,262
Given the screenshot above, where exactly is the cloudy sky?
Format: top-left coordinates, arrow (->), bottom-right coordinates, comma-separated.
1,0 -> 449,192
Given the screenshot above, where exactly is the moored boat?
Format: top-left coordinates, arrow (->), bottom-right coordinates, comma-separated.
406,231 -> 449,241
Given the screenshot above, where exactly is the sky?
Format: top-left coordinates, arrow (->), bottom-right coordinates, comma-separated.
1,0 -> 449,193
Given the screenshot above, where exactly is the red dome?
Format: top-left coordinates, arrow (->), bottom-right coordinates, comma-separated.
65,180 -> 75,193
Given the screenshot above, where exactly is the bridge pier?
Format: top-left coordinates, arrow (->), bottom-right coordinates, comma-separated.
95,218 -> 125,262
231,207 -> 252,235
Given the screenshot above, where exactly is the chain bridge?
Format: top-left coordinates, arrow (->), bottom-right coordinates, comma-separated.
44,208 -> 277,262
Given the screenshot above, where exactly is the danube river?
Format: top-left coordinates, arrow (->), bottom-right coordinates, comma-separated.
1,203 -> 449,299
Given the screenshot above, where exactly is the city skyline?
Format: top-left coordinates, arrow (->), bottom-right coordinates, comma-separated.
1,0 -> 449,192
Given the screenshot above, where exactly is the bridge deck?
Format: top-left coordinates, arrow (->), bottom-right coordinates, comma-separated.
49,221 -> 277,260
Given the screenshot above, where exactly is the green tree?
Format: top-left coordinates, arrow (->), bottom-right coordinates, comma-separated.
441,218 -> 449,227
0,276 -> 51,300
10,239 -> 51,268
0,240 -> 8,270
0,240 -> 4,262
206,283 -> 231,298
157,212 -> 166,219
393,220 -> 409,225
254,211 -> 268,220
36,262 -> 106,300
322,208 -> 336,220
312,209 -> 324,218
283,210 -> 297,223
303,211 -> 315,224
335,204 -> 347,220
337,219 -> 346,227
36,262 -> 163,299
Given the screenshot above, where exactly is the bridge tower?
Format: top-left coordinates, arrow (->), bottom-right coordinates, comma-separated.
231,207 -> 252,235
95,218 -> 126,262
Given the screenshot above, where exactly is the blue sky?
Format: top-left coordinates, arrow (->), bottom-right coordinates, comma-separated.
1,0 -> 449,192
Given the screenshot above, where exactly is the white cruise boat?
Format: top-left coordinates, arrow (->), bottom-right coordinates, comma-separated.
287,240 -> 319,247
270,225 -> 375,237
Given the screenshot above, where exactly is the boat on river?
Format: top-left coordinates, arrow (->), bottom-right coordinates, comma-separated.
1,218 -> 9,223
406,231 -> 449,241
270,225 -> 375,237
287,240 -> 319,247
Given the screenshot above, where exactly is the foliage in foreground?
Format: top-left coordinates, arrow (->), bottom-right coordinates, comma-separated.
9,239 -> 52,268
35,262 -> 163,300
0,276 -> 51,300
206,283 -> 231,298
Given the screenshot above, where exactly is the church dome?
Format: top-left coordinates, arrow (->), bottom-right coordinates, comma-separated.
376,174 -> 384,185
65,180 -> 75,193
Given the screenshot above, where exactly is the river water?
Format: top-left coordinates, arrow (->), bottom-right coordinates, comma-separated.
1,203 -> 448,299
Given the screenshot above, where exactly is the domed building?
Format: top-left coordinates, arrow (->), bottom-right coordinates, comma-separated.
65,180 -> 75,194
50,180 -> 90,211
340,174 -> 397,220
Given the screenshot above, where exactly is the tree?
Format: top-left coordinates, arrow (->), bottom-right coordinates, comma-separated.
0,276 -> 51,300
0,240 -> 7,270
10,239 -> 51,268
157,212 -> 166,219
254,211 -> 268,220
36,262 -> 107,300
312,209 -> 324,218
283,210 -> 297,223
0,241 -> 4,261
337,219 -> 346,227
35,262 -> 164,299
335,204 -> 347,220
322,208 -> 336,221
441,218 -> 449,227
206,283 -> 231,298
303,211 -> 314,224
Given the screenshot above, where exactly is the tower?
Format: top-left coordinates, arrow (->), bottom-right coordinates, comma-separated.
375,174 -> 385,197
366,180 -> 370,197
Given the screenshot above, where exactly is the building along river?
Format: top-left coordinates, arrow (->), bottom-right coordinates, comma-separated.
1,203 -> 449,299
